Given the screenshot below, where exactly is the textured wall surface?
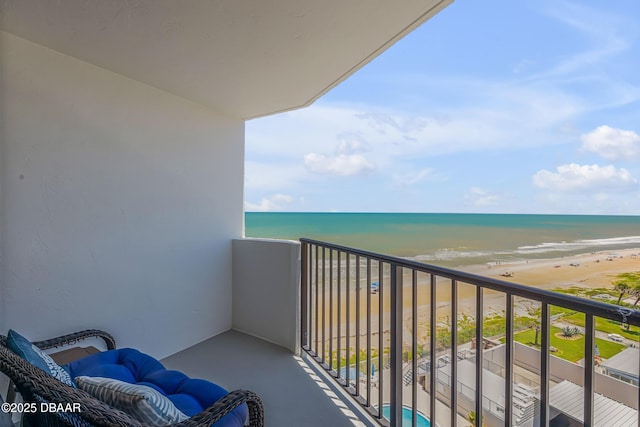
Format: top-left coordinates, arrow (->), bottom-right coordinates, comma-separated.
232,238 -> 300,354
1,31 -> 244,358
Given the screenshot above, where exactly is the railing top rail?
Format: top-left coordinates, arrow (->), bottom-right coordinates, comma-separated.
300,238 -> 640,326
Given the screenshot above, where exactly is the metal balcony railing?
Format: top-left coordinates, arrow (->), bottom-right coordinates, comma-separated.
300,238 -> 640,427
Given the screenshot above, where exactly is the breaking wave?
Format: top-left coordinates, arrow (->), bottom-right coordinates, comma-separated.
517,236 -> 640,254
408,236 -> 640,265
411,249 -> 511,263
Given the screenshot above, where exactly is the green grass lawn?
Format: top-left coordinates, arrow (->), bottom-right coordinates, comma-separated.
549,287 -> 640,341
513,326 -> 626,362
560,312 -> 640,341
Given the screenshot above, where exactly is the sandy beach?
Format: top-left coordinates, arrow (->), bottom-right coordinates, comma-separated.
308,248 -> 640,351
448,247 -> 640,322
398,247 -> 640,316
461,247 -> 640,291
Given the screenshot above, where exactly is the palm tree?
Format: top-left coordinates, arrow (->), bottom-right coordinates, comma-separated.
631,284 -> 640,308
613,281 -> 630,304
521,302 -> 542,346
613,272 -> 640,304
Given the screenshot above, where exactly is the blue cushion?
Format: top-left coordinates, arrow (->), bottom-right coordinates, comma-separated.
6,330 -> 75,387
66,349 -> 247,427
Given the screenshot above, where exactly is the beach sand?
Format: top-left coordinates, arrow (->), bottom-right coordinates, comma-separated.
447,247 -> 640,314
385,247 -> 638,315
462,247 -> 640,290
308,248 -> 640,351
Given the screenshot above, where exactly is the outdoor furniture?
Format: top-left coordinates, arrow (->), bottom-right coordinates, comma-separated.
0,329 -> 263,427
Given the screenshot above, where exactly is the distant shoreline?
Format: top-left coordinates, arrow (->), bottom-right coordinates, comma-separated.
458,247 -> 640,293
419,247 -> 640,330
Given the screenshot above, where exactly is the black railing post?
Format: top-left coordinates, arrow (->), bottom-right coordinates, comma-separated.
346,253 -> 350,388
337,250 -> 341,378
412,270 -> 418,427
505,294 -> 514,426
429,274 -> 437,426
321,247 -> 326,364
451,279 -> 458,427
366,258 -> 372,406
390,265 -> 403,427
378,262 -> 384,419
301,242 -> 308,349
314,245 -> 319,356
540,303 -> 550,427
475,286 -> 483,427
329,249 -> 334,373
584,314 -> 595,427
356,255 -> 361,397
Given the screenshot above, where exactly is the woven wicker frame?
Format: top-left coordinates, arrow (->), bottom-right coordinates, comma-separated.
0,330 -> 264,427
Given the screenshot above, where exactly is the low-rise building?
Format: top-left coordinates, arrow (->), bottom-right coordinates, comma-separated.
600,347 -> 639,386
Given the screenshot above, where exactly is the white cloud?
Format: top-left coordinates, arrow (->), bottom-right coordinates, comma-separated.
304,153 -> 374,176
535,3 -> 631,81
464,187 -> 504,207
580,125 -> 640,161
245,194 -> 293,212
336,133 -> 370,154
392,169 -> 433,188
248,69 -> 608,163
532,163 -> 638,193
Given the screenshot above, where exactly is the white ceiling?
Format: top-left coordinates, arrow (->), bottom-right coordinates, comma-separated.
0,0 -> 452,119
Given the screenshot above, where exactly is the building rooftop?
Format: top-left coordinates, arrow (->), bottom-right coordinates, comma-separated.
549,380 -> 638,427
600,347 -> 639,378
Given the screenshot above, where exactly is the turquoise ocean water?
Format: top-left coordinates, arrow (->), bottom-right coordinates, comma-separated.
245,213 -> 640,268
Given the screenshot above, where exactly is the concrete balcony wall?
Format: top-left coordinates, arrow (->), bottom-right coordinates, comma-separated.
232,238 -> 301,354
0,31 -> 244,358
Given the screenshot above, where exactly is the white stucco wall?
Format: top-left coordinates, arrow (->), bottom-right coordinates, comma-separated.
0,93 -> 4,334
232,238 -> 301,354
0,32 -> 244,358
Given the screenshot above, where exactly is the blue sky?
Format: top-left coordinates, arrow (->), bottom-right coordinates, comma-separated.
245,0 -> 640,215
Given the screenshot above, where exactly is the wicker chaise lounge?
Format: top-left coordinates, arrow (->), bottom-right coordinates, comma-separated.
0,329 -> 264,427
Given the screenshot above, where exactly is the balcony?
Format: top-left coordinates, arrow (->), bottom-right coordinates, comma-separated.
8,3 -> 635,426
153,237 -> 639,427
1,237 -> 638,426
297,238 -> 640,427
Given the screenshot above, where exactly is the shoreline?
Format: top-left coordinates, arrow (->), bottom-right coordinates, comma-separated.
448,248 -> 640,318
418,245 -> 639,344
457,247 -> 640,291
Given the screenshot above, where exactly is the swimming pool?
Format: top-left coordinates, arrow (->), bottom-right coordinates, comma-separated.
380,405 -> 431,427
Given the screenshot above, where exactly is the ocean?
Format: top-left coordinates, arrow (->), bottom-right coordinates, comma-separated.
245,212 -> 640,268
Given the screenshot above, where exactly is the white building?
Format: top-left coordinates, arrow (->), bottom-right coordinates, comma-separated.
0,0 -> 451,358
1,2 -> 452,425
600,347 -> 639,386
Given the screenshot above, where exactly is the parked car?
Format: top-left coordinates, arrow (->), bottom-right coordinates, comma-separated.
608,333 -> 624,342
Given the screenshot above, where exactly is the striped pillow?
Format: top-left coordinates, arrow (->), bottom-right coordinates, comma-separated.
6,329 -> 75,387
76,376 -> 188,426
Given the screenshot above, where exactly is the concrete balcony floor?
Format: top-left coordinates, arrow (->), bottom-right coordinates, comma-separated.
161,330 -> 377,427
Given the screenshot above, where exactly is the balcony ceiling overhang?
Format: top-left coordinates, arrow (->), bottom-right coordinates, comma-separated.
0,0 -> 452,119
